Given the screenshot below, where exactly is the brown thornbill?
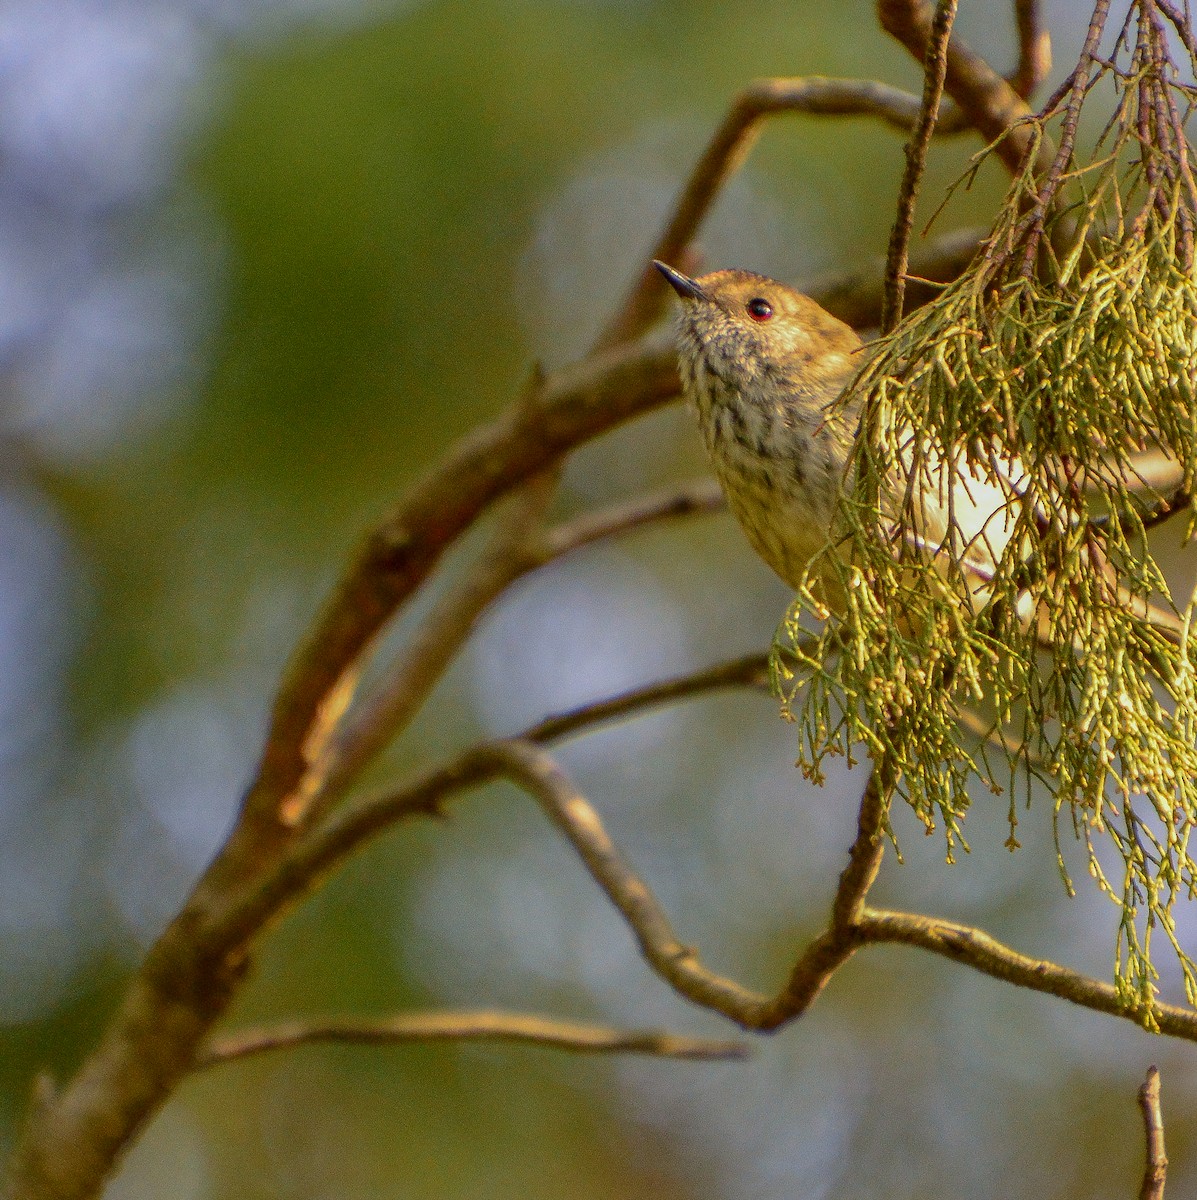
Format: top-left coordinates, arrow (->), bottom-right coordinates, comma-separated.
654,260 -> 1021,612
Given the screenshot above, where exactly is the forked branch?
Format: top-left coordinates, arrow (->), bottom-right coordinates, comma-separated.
878,0 -> 1048,171
356,740 -> 1197,1043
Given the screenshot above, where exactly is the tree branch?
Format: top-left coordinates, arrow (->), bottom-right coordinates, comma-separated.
882,0 -> 959,333
877,0 -> 1047,173
600,76 -> 943,349
478,743 -> 900,1031
305,739 -> 1197,1048
489,739 -> 777,1023
297,467 -> 561,824
196,1010 -> 747,1069
315,477 -> 726,807
181,653 -> 781,984
858,910 -> 1197,1040
1138,1065 -> 1168,1200
522,648 -> 769,744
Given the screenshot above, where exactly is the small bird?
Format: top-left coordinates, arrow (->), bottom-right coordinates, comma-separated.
654,260 -> 1021,612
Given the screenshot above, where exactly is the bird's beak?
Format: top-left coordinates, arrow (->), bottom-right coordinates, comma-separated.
653,260 -> 707,302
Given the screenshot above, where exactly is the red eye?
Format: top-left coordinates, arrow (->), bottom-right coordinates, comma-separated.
747,298 -> 773,321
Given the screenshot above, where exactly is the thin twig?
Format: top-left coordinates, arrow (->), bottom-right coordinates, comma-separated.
877,0 -> 1046,173
200,653 -> 781,957
523,649 -> 770,743
317,477 -> 726,803
484,742 -> 892,1030
540,478 -> 725,558
298,732 -> 1197,1045
1019,0 -> 1112,273
1158,0 -> 1197,61
1138,1065 -> 1168,1200
882,0 -> 959,333
293,468 -> 560,824
476,740 -> 774,1023
954,704 -> 1045,764
352,741 -> 1197,1049
196,1010 -> 747,1068
756,762 -> 893,1023
831,766 -> 891,930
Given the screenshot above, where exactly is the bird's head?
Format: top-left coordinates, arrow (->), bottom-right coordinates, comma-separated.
654,260 -> 861,399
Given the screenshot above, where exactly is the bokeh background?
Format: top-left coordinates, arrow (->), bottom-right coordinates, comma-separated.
2,1 -> 1196,1197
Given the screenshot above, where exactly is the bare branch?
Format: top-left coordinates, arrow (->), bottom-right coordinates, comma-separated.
203,654 -> 780,963
298,469 -> 561,823
1138,1066 -> 1168,1200
196,1010 -> 747,1069
298,741 -> 1197,1047
747,763 -> 893,1024
489,739 -> 777,1023
882,0 -> 959,333
523,649 -> 769,744
314,478 -> 727,805
858,911 -> 1197,1041
540,478 -> 725,559
830,767 -> 890,930
322,478 -> 728,802
3,644 -> 775,1200
1017,0 -> 1112,274
482,743 -> 901,1031
877,0 -> 1046,173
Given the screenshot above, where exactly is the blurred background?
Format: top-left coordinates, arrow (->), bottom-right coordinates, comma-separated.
2,1 -> 1196,1196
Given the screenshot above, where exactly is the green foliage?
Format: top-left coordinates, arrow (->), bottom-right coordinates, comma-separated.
774,1 -> 1197,1012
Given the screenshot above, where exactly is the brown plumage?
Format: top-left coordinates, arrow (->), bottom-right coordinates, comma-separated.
655,260 -> 1024,610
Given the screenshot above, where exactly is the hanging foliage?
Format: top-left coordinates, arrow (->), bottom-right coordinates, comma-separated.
775,0 -> 1197,1013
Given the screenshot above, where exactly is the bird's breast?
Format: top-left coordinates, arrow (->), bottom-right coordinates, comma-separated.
690,363 -> 843,588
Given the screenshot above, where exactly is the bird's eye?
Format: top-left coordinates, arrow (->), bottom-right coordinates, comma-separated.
746,298 -> 773,321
